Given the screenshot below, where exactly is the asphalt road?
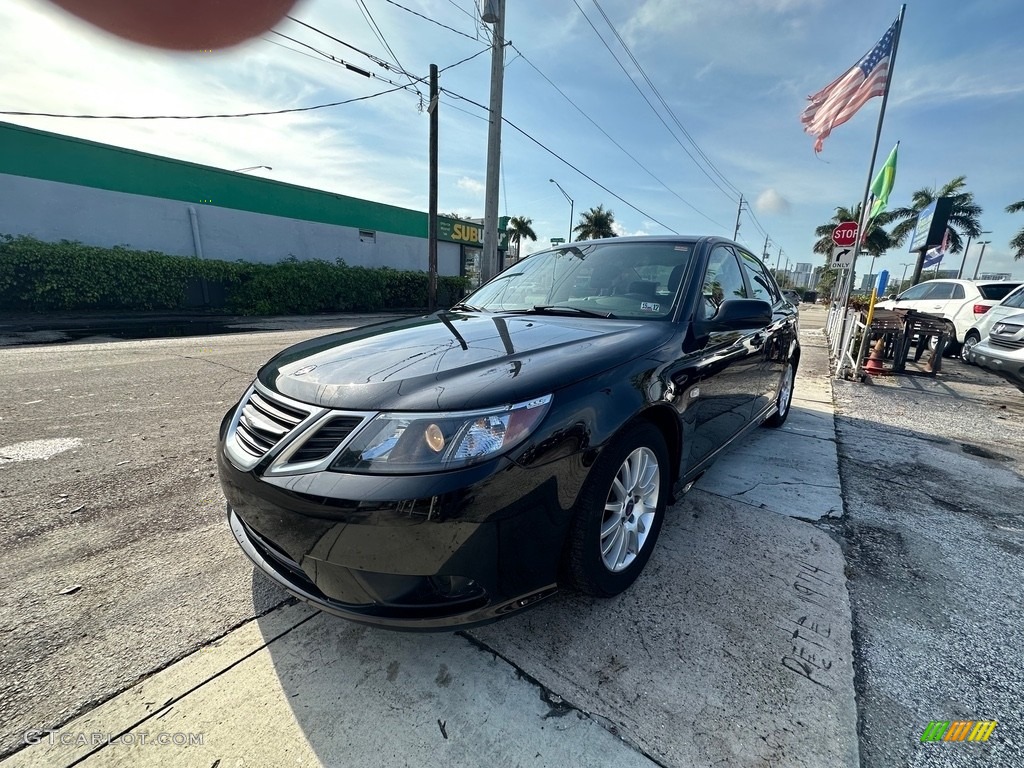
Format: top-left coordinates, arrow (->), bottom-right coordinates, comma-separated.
831,354 -> 1024,767
0,325 -> 376,757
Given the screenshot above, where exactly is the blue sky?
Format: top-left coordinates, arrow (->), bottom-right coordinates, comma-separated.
2,0 -> 1023,280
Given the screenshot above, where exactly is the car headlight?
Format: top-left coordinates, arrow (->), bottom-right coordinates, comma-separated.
330,395 -> 552,474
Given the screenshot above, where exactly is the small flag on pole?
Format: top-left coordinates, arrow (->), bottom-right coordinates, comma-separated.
801,19 -> 899,152
869,142 -> 899,221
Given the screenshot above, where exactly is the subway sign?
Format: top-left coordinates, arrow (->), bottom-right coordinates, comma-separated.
438,217 -> 508,249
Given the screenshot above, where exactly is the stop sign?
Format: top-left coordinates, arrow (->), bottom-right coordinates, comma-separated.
832,221 -> 858,247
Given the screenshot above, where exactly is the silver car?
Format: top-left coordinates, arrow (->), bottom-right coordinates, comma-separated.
968,312 -> 1024,383
962,283 -> 1024,362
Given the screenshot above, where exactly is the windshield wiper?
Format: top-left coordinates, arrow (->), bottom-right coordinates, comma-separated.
527,305 -> 616,318
448,302 -> 487,312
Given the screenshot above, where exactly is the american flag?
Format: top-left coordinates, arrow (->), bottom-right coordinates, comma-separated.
801,19 -> 898,152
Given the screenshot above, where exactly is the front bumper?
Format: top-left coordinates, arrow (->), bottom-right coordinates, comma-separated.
218,427 -> 585,631
971,342 -> 1024,382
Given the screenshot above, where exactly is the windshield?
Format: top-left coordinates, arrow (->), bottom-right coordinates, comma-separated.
458,241 -> 696,320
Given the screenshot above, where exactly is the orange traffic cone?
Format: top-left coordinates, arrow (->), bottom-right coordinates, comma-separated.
863,337 -> 887,375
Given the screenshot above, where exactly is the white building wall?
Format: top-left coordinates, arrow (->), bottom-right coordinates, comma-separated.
0,173 -> 461,275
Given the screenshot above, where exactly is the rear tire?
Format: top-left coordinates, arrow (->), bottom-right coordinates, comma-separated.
563,421 -> 668,598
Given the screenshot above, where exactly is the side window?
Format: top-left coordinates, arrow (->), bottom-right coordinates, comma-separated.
951,284 -> 966,300
738,250 -> 781,304
924,283 -> 955,300
899,283 -> 931,301
701,245 -> 747,318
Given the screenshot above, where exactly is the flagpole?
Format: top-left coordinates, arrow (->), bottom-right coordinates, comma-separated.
837,3 -> 907,376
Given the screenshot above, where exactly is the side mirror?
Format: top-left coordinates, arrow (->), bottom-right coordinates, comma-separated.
705,299 -> 772,331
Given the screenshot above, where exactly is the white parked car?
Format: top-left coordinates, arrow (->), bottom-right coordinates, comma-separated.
962,283 -> 1024,363
875,279 -> 1023,355
969,312 -> 1024,382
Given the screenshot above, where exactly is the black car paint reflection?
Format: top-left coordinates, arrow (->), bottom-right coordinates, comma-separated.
218,236 -> 800,630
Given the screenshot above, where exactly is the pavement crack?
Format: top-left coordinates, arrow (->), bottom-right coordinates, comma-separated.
169,353 -> 252,377
458,631 -> 671,768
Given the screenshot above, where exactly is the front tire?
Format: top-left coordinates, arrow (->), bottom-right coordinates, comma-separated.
961,331 -> 980,364
563,421 -> 668,598
763,360 -> 796,428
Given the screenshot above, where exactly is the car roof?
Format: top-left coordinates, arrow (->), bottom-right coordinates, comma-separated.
910,278 -> 1021,286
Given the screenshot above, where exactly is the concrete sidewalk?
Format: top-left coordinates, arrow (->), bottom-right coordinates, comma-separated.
5,315 -> 859,768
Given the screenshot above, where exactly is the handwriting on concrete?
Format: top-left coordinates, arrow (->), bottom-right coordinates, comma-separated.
780,559 -> 840,689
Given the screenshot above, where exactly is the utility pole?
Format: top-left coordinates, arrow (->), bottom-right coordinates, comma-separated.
480,0 -> 506,284
762,233 -> 770,260
427,64 -> 439,310
775,246 -> 783,272
733,194 -> 744,240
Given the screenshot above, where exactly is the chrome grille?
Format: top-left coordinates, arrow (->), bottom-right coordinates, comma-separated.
235,389 -> 311,459
989,336 -> 1024,350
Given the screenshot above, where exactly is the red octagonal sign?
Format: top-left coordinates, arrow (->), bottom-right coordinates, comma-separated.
832,221 -> 858,247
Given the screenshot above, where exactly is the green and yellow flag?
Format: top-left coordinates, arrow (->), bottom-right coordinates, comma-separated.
869,142 -> 899,221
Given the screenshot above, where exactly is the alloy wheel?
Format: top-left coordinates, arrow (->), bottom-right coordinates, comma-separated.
600,446 -> 660,573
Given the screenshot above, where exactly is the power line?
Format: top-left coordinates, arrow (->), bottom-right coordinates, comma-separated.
442,0 -> 479,25
285,15 -> 407,76
569,0 -> 735,205
270,27 -> 486,80
269,30 -> 399,83
383,0 -> 480,42
354,0 -> 422,98
573,0 -> 741,204
589,0 -> 744,200
439,46 -> 492,72
261,37 -> 333,65
443,88 -> 678,234
440,97 -> 488,121
0,85 -> 412,120
508,43 -> 725,231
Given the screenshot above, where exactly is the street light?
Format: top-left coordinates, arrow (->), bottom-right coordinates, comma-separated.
233,165 -> 272,173
972,241 -> 992,280
899,262 -> 914,292
958,230 -> 991,279
549,179 -> 573,243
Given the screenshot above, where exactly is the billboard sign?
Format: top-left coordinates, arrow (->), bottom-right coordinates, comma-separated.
909,197 -> 953,252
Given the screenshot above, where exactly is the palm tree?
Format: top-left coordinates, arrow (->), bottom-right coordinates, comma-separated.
886,176 -> 982,254
812,203 -> 892,260
505,216 -> 537,260
573,205 -> 616,240
1007,199 -> 1024,260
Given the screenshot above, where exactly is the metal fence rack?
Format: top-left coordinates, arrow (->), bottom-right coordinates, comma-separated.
862,308 -> 949,377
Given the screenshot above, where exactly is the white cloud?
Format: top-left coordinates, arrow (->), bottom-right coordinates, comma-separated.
456,177 -> 485,195
755,189 -> 791,215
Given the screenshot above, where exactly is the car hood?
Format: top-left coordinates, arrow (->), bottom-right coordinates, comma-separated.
258,311 -> 675,411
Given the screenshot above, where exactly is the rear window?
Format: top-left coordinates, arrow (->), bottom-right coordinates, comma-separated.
979,283 -> 1023,301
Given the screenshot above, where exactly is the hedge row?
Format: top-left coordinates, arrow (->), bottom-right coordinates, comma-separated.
0,235 -> 470,314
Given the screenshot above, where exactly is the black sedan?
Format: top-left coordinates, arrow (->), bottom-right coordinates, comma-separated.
218,236 -> 800,630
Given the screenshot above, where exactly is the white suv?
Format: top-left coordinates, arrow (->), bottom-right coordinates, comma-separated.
875,279 -> 1023,354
